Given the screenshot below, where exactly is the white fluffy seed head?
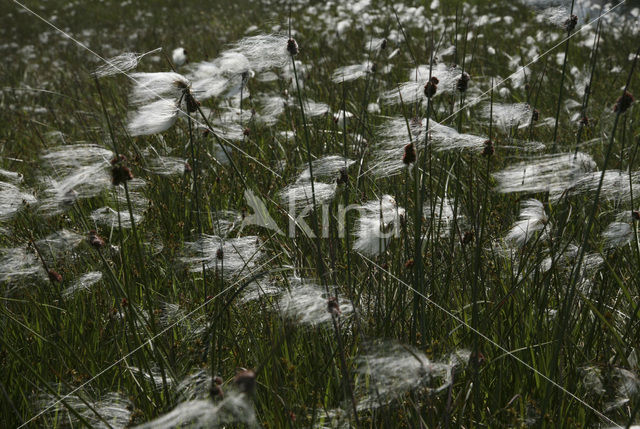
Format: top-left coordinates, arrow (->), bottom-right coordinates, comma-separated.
505,199 -> 549,248
129,72 -> 191,105
172,47 -> 187,66
180,235 -> 262,279
127,99 -> 180,136
0,181 -> 36,221
94,48 -> 161,78
493,152 -> 596,195
278,281 -> 353,325
353,195 -> 405,256
280,181 -> 337,210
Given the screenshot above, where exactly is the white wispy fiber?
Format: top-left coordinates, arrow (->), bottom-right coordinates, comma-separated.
128,365 -> 174,390
172,47 -> 187,66
301,98 -> 331,117
211,210 -> 243,237
492,152 -> 596,195
579,366 -> 605,396
134,393 -> 256,429
228,34 -> 292,71
0,168 -> 23,183
278,281 -> 353,325
280,182 -> 337,210
424,197 -> 461,238
177,370 -> 213,401
36,229 -> 84,263
505,199 -> 549,247
158,302 -> 206,340
127,99 -> 180,136
370,116 -> 424,177
602,220 -> 634,249
94,48 -> 161,78
127,72 -> 192,136
239,277 -> 281,303
411,63 -> 464,92
605,368 -> 640,412
565,170 -> 640,203
429,122 -> 486,152
37,391 -> 132,429
187,34 -> 290,102
536,6 -> 571,28
353,195 -> 405,256
38,144 -> 114,215
381,63 -> 464,104
355,341 -> 470,411
483,102 -> 533,130
0,246 -> 43,284
332,62 -> 372,83
143,149 -> 187,176
187,53 -> 248,101
0,181 -> 36,220
181,235 -> 262,278
91,206 -> 143,229
257,94 -> 289,124
129,72 -> 190,105
298,155 -> 355,182
63,271 -> 103,298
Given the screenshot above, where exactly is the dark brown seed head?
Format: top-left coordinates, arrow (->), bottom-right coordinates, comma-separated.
580,115 -> 590,126
424,81 -> 437,98
403,143 -> 417,165
111,154 -> 127,165
632,210 -> 640,221
336,168 -> 348,185
456,72 -> 470,92
234,369 -> 256,394
532,109 -> 539,122
287,38 -> 299,56
88,230 -> 105,249
380,38 -> 387,50
210,384 -> 224,399
185,92 -> 200,113
327,297 -> 341,316
48,269 -> 62,283
111,165 -> 133,186
564,14 -> 578,33
184,161 -> 192,173
370,63 -> 377,73
462,231 -> 475,245
482,139 -> 494,157
121,297 -> 128,307
216,248 -> 224,260
614,91 -> 635,114
404,259 -> 414,269
243,127 -> 251,137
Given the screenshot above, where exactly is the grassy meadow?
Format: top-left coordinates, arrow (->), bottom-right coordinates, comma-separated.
1,0 -> 640,427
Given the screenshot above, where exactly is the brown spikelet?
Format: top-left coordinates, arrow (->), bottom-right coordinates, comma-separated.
482,139 -> 494,157
110,155 -> 133,186
403,143 -> 417,165
234,369 -> 256,394
48,269 -> 62,283
564,14 -> 578,33
456,72 -> 470,92
614,91 -> 635,114
424,76 -> 439,98
287,38 -> 299,56
88,230 -> 105,249
327,297 -> 341,316
461,231 -> 475,245
336,168 -> 348,185
531,109 -> 539,122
